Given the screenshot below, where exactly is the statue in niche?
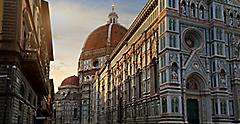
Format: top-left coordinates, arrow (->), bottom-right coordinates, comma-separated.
199,10 -> 203,19
171,63 -> 178,81
232,35 -> 240,58
172,71 -> 178,80
234,63 -> 240,76
186,80 -> 198,90
170,53 -> 178,63
199,6 -> 204,19
229,13 -> 234,26
220,77 -> 226,87
181,3 -> 187,15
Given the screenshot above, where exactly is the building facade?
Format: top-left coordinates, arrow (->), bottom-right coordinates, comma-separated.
78,6 -> 127,124
53,76 -> 81,124
0,0 -> 54,124
95,0 -> 240,124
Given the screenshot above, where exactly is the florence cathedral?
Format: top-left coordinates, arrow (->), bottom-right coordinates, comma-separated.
53,0 -> 240,124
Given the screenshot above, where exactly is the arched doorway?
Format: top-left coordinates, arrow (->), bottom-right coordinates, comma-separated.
185,73 -> 211,124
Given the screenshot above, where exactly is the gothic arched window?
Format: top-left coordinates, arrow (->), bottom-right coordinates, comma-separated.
20,84 -> 25,97
199,5 -> 204,19
230,13 -> 234,26
224,11 -> 227,24
171,97 -> 179,113
181,1 -> 187,15
191,3 -> 196,17
169,0 -> 176,8
162,97 -> 167,113
220,99 -> 227,115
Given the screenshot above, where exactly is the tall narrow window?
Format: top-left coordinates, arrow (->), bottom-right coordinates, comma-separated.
160,0 -> 165,12
181,1 -> 187,15
169,35 -> 177,48
224,11 -> 227,24
160,54 -> 166,67
171,97 -> 179,113
229,100 -> 234,116
20,84 -> 25,97
161,70 -> 167,83
169,19 -> 176,31
216,43 -> 224,55
215,5 -> 222,19
160,36 -> 166,50
230,13 -> 234,26
191,3 -> 196,17
220,99 -> 227,115
169,0 -> 176,8
74,108 -> 77,118
162,97 -> 167,113
212,99 -> 219,115
216,28 -> 223,40
200,5 -> 204,19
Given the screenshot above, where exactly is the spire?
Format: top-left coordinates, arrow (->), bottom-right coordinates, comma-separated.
108,1 -> 118,24
112,2 -> 115,12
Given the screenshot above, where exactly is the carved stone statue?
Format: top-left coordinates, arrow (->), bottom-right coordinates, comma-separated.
181,4 -> 187,15
232,37 -> 240,58
172,71 -> 178,80
230,17 -> 234,26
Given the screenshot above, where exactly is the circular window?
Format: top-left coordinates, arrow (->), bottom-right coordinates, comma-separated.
93,60 -> 99,67
183,28 -> 204,50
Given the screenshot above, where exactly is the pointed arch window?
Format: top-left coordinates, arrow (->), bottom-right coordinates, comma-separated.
20,84 -> 25,97
199,5 -> 204,19
162,97 -> 167,113
171,97 -> 179,113
224,11 -> 227,24
230,13 -> 234,26
181,1 -> 187,15
191,3 -> 196,17
169,18 -> 176,31
169,0 -> 176,8
169,34 -> 177,48
220,99 -> 227,115
215,5 -> 222,19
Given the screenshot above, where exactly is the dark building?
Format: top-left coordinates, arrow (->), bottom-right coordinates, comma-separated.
0,0 -> 54,124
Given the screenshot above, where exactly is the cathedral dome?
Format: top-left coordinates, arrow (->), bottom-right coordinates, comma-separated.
82,23 -> 127,51
82,4 -> 127,52
60,76 -> 79,86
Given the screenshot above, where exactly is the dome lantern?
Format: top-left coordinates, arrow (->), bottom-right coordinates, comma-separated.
108,3 -> 118,24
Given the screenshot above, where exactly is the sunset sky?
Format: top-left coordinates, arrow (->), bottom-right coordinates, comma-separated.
48,0 -> 148,92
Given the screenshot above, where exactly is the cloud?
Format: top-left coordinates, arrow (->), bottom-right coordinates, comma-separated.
49,0 -> 148,92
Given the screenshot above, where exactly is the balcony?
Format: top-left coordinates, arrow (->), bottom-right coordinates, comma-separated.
21,50 -> 48,96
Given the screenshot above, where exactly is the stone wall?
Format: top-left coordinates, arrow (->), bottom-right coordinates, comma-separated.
0,64 -> 37,124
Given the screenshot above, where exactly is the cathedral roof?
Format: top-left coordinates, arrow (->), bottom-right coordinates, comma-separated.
82,4 -> 127,52
60,76 -> 79,86
82,23 -> 127,52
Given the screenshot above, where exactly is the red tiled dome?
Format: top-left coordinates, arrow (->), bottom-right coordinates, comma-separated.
60,76 -> 79,86
82,23 -> 127,51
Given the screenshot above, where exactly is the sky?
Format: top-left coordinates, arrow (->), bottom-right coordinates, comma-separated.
48,0 -> 148,92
